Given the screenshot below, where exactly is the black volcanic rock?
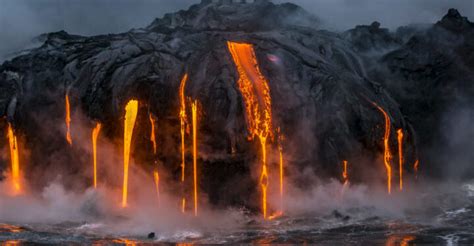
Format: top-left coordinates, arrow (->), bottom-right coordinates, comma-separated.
1,2 -> 471,207
436,8 -> 474,33
344,21 -> 401,52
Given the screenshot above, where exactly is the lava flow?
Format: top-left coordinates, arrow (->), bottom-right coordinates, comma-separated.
192,100 -> 199,216
342,160 -> 349,186
414,159 -> 419,178
7,123 -> 21,194
227,41 -> 274,219
372,102 -> 392,194
397,129 -> 404,191
149,113 -> 157,155
65,92 -> 72,145
277,129 -> 284,213
92,123 -> 102,188
122,100 -> 139,207
154,170 -> 160,204
179,74 -> 188,213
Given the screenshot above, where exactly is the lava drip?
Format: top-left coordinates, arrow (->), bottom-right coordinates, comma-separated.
92,123 -> 102,188
122,100 -> 139,207
397,129 -> 404,191
149,113 -> 159,204
227,41 -> 274,219
372,102 -> 392,194
154,170 -> 160,204
192,100 -> 199,216
277,129 -> 284,213
342,160 -> 349,186
179,74 -> 188,212
7,123 -> 21,194
65,93 -> 72,145
149,113 -> 157,155
414,159 -> 419,179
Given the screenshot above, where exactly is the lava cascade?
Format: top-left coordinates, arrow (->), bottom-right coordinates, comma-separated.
397,129 -> 404,191
192,100 -> 199,216
65,93 -> 72,145
92,123 -> 102,188
154,170 -> 160,204
342,160 -> 349,186
179,74 -> 188,212
122,100 -> 139,207
149,113 -> 157,155
372,102 -> 392,194
227,41 -> 274,219
7,123 -> 21,194
278,129 -> 284,213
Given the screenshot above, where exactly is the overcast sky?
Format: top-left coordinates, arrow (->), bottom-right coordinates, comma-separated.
0,0 -> 473,60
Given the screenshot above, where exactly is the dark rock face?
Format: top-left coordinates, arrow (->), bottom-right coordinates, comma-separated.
0,2 -> 471,207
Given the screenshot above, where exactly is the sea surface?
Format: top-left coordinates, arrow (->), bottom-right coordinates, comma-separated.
1,183 -> 474,245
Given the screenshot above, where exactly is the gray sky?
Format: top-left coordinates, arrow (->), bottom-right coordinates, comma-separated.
0,0 -> 473,60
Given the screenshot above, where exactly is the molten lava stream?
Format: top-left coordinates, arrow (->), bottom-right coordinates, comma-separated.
7,123 -> 21,194
92,123 -> 102,188
277,129 -> 284,213
414,159 -> 419,178
65,92 -> 72,145
154,170 -> 160,204
149,113 -> 157,155
342,160 -> 349,186
397,129 -> 404,191
372,102 -> 392,194
122,100 -> 139,207
192,100 -> 199,216
227,41 -> 274,219
179,74 -> 188,213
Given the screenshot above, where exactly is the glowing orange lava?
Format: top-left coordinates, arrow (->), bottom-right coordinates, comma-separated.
154,170 -> 160,204
149,113 -> 157,155
342,160 -> 349,186
372,102 -> 392,194
397,129 -> 404,191
65,93 -> 72,145
277,129 -> 284,213
192,101 -> 199,216
7,123 -> 21,194
414,159 -> 419,178
227,41 -> 273,219
122,100 -> 139,207
181,198 -> 186,213
179,74 -> 188,213
92,123 -> 102,188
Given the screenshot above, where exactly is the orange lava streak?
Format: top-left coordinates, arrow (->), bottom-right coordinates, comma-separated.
7,123 -> 21,194
181,198 -> 186,213
372,102 -> 392,194
179,74 -> 188,183
122,100 -> 139,207
414,159 -> 419,178
179,74 -> 188,213
259,139 -> 269,219
277,130 -> 284,213
154,170 -> 160,204
149,113 -> 157,155
342,160 -> 349,185
65,93 -> 72,145
227,41 -> 273,219
192,101 -> 198,216
226,42 -> 273,141
92,123 -> 102,188
397,129 -> 404,191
